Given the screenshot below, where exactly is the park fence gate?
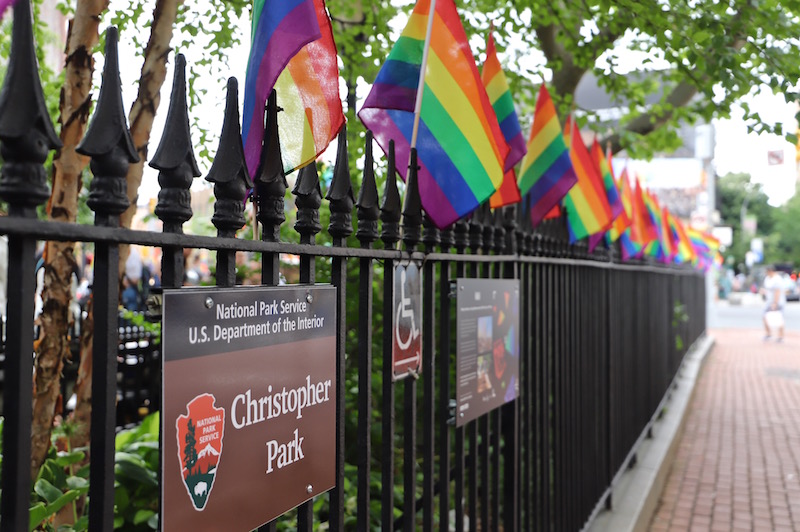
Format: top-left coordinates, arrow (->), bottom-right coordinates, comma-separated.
0,7 -> 706,531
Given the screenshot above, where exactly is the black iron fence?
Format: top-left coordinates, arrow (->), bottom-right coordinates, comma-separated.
0,7 -> 706,531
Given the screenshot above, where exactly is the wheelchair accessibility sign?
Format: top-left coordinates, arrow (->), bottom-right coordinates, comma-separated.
392,261 -> 422,380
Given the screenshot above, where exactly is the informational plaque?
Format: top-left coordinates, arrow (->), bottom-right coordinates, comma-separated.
392,261 -> 422,380
455,279 -> 520,427
161,285 -> 336,531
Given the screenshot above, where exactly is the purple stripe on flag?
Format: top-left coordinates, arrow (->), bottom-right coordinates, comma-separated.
504,133 -> 527,172
530,176 -> 572,228
362,83 -> 417,113
588,233 -> 604,252
0,0 -> 16,20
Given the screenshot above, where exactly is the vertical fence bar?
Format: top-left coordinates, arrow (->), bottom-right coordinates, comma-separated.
422,214 -> 439,531
255,90 -> 288,532
77,27 -> 139,531
356,133 -> 380,530
151,52 -> 199,529
502,205 -> 520,532
401,149 -> 422,532
467,208 -> 483,530
438,224 -> 454,531
325,127 -> 355,532
0,0 -> 59,525
381,141 -> 402,531
452,217 -> 468,532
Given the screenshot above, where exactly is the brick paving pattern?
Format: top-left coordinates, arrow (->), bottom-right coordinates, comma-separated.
651,329 -> 800,532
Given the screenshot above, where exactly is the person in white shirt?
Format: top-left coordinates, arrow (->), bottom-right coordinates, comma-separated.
762,266 -> 786,342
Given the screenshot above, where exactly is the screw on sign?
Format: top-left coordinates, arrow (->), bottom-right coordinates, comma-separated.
392,262 -> 422,380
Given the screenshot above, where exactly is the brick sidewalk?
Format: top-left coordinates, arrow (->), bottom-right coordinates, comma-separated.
650,329 -> 800,532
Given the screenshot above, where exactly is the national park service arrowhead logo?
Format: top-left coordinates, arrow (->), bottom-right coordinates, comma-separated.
176,394 -> 225,511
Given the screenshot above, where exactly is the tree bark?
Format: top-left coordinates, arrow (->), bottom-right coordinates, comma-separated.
31,0 -> 109,481
118,0 -> 183,274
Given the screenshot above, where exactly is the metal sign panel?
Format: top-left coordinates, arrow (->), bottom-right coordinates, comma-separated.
392,262 -> 422,380
161,285 -> 336,531
455,278 -> 520,427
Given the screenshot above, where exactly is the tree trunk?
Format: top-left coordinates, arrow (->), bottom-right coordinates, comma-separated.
69,0 -> 182,452
118,0 -> 183,275
31,0 -> 109,481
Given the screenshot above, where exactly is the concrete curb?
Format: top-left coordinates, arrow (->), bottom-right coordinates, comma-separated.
587,334 -> 716,532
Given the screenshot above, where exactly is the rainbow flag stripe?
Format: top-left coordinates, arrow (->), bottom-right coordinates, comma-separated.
483,31 -> 523,208
359,0 -> 508,228
563,117 -> 613,243
517,84 -> 577,227
643,190 -> 666,261
243,0 -> 321,176
275,0 -> 344,174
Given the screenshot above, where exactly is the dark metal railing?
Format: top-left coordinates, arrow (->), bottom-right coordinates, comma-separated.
0,5 -> 706,531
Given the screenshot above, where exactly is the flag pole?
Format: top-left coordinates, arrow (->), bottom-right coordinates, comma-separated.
410,0 -> 437,150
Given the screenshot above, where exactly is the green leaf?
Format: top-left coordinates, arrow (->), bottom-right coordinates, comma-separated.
147,513 -> 159,529
114,516 -> 124,529
65,476 -> 89,492
54,450 -> 86,468
133,509 -> 156,525
115,459 -> 158,487
44,491 -> 81,519
29,502 -> 48,532
35,478 -> 64,504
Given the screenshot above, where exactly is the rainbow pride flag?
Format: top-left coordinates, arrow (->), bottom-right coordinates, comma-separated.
517,84 -> 577,227
668,211 -> 696,264
274,0 -> 344,174
688,228 -> 721,270
563,117 -> 613,243
359,0 -> 508,229
630,178 -> 657,249
607,169 -> 633,243
587,142 -> 624,251
482,30 -> 524,208
643,190 -> 667,261
619,229 -> 642,261
243,0 -> 321,176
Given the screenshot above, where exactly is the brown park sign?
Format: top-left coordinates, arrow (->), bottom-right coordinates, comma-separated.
161,285 -> 336,531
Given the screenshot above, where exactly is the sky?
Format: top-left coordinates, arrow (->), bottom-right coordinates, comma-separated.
98,2 -> 798,208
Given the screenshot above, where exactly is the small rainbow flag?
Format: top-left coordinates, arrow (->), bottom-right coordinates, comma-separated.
587,142 -> 624,251
482,30 -> 524,208
668,211 -> 696,264
619,229 -> 642,261
607,169 -> 633,243
243,0 -> 321,177
274,0 -> 344,174
643,190 -> 667,261
630,178 -> 657,249
563,117 -> 613,243
359,0 -> 508,228
517,85 -> 577,228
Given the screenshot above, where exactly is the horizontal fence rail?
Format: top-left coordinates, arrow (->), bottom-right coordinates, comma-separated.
0,8 -> 707,531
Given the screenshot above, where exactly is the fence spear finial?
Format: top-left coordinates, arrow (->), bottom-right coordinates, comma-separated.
206,77 -> 252,238
151,53 -> 200,229
293,160 -> 322,243
380,140 -> 402,248
401,148 -> 423,250
255,90 -> 287,242
0,0 -> 60,213
326,126 -> 355,241
356,130 -> 380,246
77,26 -> 138,222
